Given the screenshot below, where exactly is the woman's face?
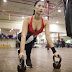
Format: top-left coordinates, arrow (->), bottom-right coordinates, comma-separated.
34,1 -> 45,15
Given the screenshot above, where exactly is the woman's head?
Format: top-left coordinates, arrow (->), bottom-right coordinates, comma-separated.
33,0 -> 45,15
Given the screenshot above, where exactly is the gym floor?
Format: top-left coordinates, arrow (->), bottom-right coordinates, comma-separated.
0,45 -> 72,72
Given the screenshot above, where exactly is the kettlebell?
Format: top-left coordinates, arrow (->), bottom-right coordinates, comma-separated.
17,56 -> 26,72
53,55 -> 62,69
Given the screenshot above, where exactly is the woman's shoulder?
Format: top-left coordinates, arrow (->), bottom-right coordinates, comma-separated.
24,16 -> 32,23
25,16 -> 32,20
42,17 -> 49,25
24,16 -> 32,22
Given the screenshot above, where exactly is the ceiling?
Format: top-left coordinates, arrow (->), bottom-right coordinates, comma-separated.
0,0 -> 66,35
0,0 -> 65,23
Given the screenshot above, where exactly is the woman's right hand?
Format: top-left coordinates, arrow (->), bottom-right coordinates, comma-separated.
18,52 -> 25,59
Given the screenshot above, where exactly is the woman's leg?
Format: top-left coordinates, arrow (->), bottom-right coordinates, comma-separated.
25,41 -> 34,66
25,36 -> 37,60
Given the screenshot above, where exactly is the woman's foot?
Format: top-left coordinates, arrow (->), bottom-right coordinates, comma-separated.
26,59 -> 32,67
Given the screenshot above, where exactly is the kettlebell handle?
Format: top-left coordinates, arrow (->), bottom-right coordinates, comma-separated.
20,56 -> 24,67
53,55 -> 62,64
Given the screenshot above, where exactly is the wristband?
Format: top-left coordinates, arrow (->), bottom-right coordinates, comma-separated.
51,47 -> 56,54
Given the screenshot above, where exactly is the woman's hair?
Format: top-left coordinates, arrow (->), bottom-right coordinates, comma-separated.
33,0 -> 41,15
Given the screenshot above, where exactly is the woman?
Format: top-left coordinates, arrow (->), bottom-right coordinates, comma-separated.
19,0 -> 59,67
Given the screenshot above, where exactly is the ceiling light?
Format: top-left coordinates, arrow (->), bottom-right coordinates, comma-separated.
9,30 -> 11,32
0,29 -> 1,32
41,0 -> 44,1
3,0 -> 7,2
11,29 -> 13,30
22,16 -> 24,19
45,16 -> 48,19
58,10 -> 61,12
56,21 -> 59,23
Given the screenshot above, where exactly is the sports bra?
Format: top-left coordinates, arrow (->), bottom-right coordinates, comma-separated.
28,16 -> 44,35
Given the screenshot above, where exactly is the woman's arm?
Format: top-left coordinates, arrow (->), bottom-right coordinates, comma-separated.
45,19 -> 54,48
20,18 -> 29,53
45,19 -> 58,55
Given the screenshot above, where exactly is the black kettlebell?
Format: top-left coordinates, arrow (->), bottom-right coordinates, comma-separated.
53,55 -> 62,69
17,56 -> 26,72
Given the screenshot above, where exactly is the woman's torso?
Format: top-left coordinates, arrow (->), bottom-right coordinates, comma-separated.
27,16 -> 46,35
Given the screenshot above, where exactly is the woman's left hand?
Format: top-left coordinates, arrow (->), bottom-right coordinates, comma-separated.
54,52 -> 59,58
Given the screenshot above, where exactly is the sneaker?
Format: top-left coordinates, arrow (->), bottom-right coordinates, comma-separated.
26,59 -> 32,67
